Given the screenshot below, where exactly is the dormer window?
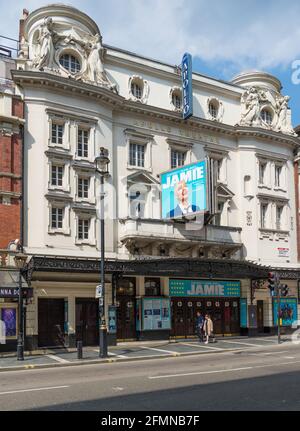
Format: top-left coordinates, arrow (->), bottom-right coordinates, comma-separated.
207,97 -> 223,122
131,82 -> 143,99
172,93 -> 182,109
209,102 -> 218,119
59,54 -> 81,74
129,76 -> 149,103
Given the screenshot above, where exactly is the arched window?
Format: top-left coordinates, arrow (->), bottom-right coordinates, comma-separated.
59,54 -> 81,74
261,108 -> 273,125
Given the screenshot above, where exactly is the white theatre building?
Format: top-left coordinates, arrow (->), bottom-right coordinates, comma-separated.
6,3 -> 300,349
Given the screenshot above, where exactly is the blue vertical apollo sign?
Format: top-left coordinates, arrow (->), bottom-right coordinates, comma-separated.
182,52 -> 193,120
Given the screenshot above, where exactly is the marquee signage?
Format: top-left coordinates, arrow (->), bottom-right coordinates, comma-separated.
0,288 -> 33,298
169,279 -> 241,297
182,52 -> 193,120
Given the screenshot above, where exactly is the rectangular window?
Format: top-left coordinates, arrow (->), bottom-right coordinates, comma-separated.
260,204 -> 268,229
275,165 -> 282,188
78,177 -> 89,199
51,207 -> 63,229
77,129 -> 89,158
216,159 -> 222,181
276,206 -> 283,230
129,143 -> 145,167
78,219 -> 89,240
171,150 -> 185,169
259,162 -> 267,185
51,123 -> 64,145
144,278 -> 161,296
51,165 -> 63,187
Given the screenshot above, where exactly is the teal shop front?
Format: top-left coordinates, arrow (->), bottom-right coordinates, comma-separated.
169,279 -> 241,338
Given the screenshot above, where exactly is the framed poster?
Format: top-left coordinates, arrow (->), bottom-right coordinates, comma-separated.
273,298 -> 298,326
108,305 -> 117,334
240,298 -> 248,328
1,308 -> 17,338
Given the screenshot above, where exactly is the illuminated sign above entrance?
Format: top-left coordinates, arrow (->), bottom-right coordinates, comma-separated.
169,280 -> 241,297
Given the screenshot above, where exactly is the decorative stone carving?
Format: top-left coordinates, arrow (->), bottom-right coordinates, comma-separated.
80,33 -> 117,91
32,17 -> 57,70
27,17 -> 117,92
275,95 -> 295,135
128,75 -> 149,104
240,87 -> 261,126
240,86 -> 296,136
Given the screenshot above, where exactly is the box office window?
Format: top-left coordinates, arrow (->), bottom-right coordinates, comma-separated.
145,278 -> 161,297
117,278 -> 136,297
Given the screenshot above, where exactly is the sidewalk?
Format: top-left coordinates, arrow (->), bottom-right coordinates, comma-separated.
0,335 -> 293,372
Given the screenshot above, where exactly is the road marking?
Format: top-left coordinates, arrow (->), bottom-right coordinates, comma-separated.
246,351 -> 289,356
284,357 -> 296,359
149,367 -> 253,379
250,338 -> 278,343
149,359 -> 300,380
93,349 -> 128,359
179,342 -> 224,351
140,346 -> 177,355
46,354 -> 70,364
112,387 -> 124,391
108,352 -> 129,359
0,385 -> 69,395
218,340 -> 265,348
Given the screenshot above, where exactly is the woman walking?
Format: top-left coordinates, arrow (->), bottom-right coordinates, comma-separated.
203,314 -> 214,344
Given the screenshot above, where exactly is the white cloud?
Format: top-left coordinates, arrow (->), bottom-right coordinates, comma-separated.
2,0 -> 300,76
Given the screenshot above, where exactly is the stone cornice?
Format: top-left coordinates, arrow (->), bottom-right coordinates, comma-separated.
12,70 -> 124,107
12,70 -> 300,148
0,191 -> 21,199
0,115 -> 25,125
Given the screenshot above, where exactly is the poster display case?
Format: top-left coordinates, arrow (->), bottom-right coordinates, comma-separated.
136,297 -> 171,331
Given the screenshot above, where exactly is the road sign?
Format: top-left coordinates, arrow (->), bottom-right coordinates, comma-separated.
96,284 -> 103,298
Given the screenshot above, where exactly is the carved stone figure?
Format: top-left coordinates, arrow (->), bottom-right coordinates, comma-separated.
240,87 -> 260,126
276,95 -> 289,129
32,17 -> 57,70
82,34 -> 117,91
86,34 -> 105,81
275,95 -> 295,134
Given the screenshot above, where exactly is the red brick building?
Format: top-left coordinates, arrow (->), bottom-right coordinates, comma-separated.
0,55 -> 24,249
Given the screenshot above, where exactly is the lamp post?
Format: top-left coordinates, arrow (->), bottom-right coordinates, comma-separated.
95,147 -> 110,358
14,252 -> 27,361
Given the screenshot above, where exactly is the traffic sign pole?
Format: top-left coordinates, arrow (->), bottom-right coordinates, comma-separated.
276,273 -> 281,345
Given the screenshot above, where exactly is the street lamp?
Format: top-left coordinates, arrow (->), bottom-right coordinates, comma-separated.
14,252 -> 27,361
95,147 -> 110,358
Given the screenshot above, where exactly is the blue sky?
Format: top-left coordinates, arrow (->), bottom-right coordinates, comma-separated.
1,0 -> 300,125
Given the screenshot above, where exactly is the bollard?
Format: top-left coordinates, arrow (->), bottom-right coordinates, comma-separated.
77,340 -> 83,360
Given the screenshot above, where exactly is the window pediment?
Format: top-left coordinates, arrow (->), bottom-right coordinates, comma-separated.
126,171 -> 159,185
